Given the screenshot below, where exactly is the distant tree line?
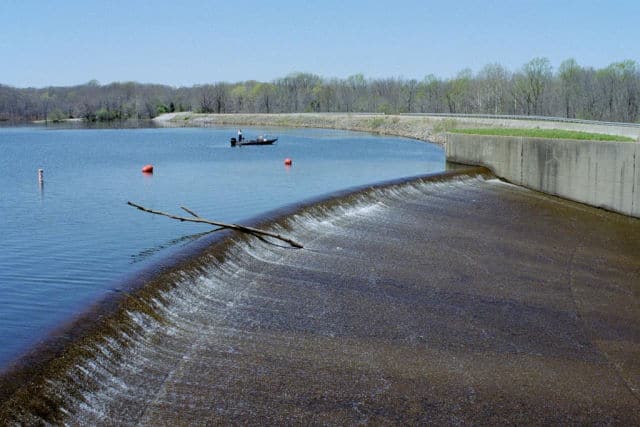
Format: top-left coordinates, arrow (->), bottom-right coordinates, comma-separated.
1,57 -> 638,123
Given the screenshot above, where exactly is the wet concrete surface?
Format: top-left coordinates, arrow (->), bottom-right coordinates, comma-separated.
2,170 -> 639,424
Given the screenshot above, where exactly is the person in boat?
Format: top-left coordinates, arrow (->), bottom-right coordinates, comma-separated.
238,129 -> 243,142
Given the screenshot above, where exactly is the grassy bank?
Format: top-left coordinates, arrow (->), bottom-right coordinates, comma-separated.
449,127 -> 635,142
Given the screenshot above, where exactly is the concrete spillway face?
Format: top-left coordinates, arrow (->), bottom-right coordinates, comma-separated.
2,167 -> 640,425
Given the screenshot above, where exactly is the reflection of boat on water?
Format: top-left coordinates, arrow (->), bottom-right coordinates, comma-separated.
230,136 -> 278,147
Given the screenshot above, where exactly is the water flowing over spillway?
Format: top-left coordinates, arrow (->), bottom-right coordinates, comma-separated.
1,169 -> 639,424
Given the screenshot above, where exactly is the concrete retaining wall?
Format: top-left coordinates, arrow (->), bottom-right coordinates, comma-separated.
445,133 -> 640,218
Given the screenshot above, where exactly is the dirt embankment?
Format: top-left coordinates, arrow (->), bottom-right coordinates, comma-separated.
153,112 -> 640,144
153,113 -> 452,144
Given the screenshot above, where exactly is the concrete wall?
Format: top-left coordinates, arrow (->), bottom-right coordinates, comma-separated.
445,133 -> 640,218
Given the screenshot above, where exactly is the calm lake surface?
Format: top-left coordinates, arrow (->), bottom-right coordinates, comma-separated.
0,125 -> 444,368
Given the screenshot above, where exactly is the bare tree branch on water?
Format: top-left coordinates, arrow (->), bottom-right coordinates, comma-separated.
127,201 -> 303,249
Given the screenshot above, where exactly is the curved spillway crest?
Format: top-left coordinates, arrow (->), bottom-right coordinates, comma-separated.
1,169 -> 639,424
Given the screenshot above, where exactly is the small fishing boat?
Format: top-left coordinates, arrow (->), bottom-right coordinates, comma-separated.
230,136 -> 278,147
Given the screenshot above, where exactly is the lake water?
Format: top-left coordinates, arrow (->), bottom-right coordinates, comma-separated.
0,125 -> 444,368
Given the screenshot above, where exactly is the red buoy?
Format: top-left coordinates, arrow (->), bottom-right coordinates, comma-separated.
141,164 -> 154,173
284,158 -> 292,166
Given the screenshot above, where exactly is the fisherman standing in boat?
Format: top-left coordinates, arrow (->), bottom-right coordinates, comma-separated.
238,129 -> 243,142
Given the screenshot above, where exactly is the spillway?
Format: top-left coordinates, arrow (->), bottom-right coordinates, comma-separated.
1,168 -> 639,424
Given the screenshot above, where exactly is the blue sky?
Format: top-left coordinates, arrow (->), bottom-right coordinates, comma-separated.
1,0 -> 638,87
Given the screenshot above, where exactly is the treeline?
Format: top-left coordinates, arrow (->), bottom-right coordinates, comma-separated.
1,57 -> 638,123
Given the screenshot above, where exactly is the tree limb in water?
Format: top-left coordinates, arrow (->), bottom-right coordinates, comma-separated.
127,201 -> 303,248
180,206 -> 201,218
180,206 -> 225,232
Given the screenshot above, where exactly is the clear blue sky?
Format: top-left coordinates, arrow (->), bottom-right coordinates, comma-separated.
1,0 -> 638,88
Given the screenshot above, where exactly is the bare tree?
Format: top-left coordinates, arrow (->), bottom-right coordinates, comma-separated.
559,58 -> 582,118
477,63 -> 509,114
1,57 -> 639,123
445,70 -> 472,113
522,57 -> 552,115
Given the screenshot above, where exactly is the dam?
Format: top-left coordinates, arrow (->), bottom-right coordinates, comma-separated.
1,167 -> 638,424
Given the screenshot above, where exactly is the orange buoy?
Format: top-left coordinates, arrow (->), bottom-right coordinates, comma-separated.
284,158 -> 292,166
141,164 -> 154,173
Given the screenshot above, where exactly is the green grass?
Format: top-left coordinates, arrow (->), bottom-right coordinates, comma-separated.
449,127 -> 635,142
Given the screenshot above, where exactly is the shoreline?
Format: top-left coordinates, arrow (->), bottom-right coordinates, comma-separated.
153,112 -> 449,144
152,112 -> 640,143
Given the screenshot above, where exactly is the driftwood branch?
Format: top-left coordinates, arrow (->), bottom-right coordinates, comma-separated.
127,201 -> 303,248
180,206 -> 200,218
180,206 -> 225,232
